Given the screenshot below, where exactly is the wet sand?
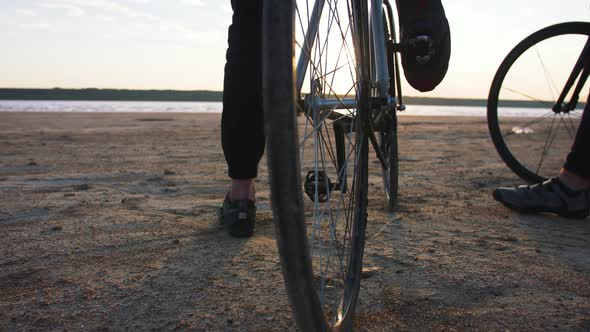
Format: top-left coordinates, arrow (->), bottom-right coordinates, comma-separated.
0,112 -> 589,330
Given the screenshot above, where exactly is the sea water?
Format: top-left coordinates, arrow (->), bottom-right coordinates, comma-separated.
0,100 -> 550,117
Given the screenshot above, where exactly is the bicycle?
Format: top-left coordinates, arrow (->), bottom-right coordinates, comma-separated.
262,0 -> 405,330
488,22 -> 590,183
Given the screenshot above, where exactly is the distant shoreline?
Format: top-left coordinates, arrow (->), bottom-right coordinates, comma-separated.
0,88 -> 558,108
0,88 -> 223,102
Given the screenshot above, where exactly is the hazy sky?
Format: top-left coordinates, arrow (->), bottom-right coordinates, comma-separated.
1,0 -> 590,98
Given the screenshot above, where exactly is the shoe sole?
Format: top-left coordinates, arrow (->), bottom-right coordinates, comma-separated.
228,222 -> 255,238
493,190 -> 588,220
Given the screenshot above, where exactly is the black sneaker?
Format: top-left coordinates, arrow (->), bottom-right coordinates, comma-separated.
493,178 -> 590,219
219,194 -> 256,237
397,0 -> 451,92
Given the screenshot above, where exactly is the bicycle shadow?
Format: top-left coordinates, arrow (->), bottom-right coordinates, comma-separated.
354,178 -> 590,330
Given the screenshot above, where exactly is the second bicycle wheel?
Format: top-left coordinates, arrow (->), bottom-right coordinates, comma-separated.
488,22 -> 590,183
263,0 -> 371,330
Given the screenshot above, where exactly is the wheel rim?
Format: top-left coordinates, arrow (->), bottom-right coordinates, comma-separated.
295,0 -> 368,326
489,23 -> 589,182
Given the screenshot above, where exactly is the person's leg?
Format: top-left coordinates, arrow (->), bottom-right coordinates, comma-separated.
221,0 -> 264,201
561,98 -> 590,188
219,0 -> 263,237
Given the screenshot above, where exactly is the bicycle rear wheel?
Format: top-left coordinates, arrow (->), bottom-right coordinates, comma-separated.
380,2 -> 400,210
263,0 -> 370,330
488,22 -> 590,183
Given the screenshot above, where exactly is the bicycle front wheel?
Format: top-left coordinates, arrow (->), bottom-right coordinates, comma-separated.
488,22 -> 590,183
263,0 -> 371,330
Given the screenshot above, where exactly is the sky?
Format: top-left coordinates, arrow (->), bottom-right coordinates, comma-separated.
1,0 -> 590,99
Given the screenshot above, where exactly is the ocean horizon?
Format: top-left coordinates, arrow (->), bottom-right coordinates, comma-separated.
0,100 -> 551,118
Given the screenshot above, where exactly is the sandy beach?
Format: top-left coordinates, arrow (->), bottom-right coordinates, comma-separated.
0,112 -> 589,330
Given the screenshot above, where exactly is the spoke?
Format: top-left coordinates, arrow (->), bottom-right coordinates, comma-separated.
340,160 -> 353,280
324,0 -> 358,97
340,128 -> 361,299
327,11 -> 350,92
312,128 -> 357,211
501,111 -> 555,138
536,115 -> 560,174
317,117 -> 331,302
310,112 -> 321,269
569,109 -> 583,118
318,121 -> 348,312
319,121 -> 339,171
301,110 -> 359,147
313,127 -> 358,310
294,0 -> 364,318
320,0 -> 339,94
293,48 -> 354,90
297,40 -> 357,115
317,1 -> 330,93
300,109 -> 338,145
295,4 -> 309,65
558,113 -> 576,139
502,87 -> 555,109
303,112 -> 358,299
301,111 -> 313,175
296,0 -> 358,114
305,54 -> 357,115
534,46 -> 560,101
566,112 -> 580,137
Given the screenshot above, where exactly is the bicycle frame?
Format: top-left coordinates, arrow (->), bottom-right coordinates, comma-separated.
554,37 -> 590,113
294,0 -> 402,175
295,0 -> 394,112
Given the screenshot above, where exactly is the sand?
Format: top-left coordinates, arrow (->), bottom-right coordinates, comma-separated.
0,112 -> 589,331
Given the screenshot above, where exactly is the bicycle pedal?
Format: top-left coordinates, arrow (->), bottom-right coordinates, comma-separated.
408,35 -> 435,64
304,171 -> 338,203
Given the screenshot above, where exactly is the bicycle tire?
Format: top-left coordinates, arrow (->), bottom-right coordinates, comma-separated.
487,22 -> 590,183
381,5 -> 400,210
381,114 -> 398,210
263,0 -> 370,330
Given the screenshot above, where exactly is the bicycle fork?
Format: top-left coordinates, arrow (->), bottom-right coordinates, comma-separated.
300,0 -> 402,203
554,37 -> 590,113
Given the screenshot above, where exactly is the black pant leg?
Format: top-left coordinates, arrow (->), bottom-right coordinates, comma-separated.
221,0 -> 264,179
564,95 -> 590,178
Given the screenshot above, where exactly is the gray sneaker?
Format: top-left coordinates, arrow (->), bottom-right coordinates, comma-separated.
493,178 -> 589,219
219,194 -> 256,237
